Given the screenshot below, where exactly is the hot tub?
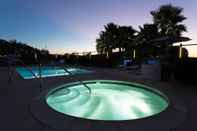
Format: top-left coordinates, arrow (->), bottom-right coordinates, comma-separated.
46,80 -> 168,120
31,80 -> 187,131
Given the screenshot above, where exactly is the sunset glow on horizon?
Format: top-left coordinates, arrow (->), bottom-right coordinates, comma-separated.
0,0 -> 197,57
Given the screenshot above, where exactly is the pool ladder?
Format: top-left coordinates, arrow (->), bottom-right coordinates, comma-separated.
61,66 -> 92,94
6,43 -> 43,92
9,58 -> 90,93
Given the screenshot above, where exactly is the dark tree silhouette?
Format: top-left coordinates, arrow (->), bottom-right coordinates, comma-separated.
135,24 -> 160,57
151,4 -> 187,38
96,23 -> 137,57
117,26 -> 137,53
96,31 -> 113,55
0,38 -> 49,64
96,23 -> 119,55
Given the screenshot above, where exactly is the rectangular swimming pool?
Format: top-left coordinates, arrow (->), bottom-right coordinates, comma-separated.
16,66 -> 91,79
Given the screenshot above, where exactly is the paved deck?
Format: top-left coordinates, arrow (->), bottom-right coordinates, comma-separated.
0,67 -> 196,131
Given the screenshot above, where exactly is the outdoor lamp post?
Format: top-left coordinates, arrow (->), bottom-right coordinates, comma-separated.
179,44 -> 182,59
133,49 -> 136,59
106,52 -> 109,59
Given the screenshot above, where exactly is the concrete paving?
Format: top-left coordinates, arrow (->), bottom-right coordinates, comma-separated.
0,67 -> 196,131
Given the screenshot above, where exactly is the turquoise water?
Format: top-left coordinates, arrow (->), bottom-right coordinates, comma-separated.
46,80 -> 169,121
16,66 -> 91,79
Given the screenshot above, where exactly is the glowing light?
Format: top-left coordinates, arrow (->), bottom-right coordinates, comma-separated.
179,44 -> 182,59
46,81 -> 168,120
133,49 -> 136,59
106,52 -> 109,59
16,67 -> 91,79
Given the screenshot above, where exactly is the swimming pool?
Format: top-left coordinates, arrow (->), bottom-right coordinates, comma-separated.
16,66 -> 91,79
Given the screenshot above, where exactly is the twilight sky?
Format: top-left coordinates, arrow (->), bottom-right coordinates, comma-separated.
0,0 -> 197,57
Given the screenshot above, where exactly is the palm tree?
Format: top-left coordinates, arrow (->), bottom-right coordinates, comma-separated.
104,23 -> 119,51
134,24 -> 160,57
96,23 -> 137,55
137,24 -> 160,42
151,4 -> 188,81
96,34 -> 106,54
150,4 -> 188,62
96,23 -> 119,55
151,4 -> 187,39
96,31 -> 113,55
117,26 -> 137,53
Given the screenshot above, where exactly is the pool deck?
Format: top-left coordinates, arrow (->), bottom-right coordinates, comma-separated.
0,66 -> 196,131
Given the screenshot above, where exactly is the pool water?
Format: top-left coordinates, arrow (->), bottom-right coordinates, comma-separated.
46,80 -> 169,121
16,66 -> 91,79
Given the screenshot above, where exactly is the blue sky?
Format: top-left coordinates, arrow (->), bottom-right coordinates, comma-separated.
0,0 -> 197,57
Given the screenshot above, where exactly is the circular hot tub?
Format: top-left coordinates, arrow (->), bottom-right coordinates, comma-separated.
46,80 -> 168,120
31,80 -> 187,131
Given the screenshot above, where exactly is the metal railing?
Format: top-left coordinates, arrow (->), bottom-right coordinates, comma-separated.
19,59 -> 43,91
17,59 -> 39,79
5,42 -> 90,93
8,57 -> 43,92
61,65 -> 92,94
6,42 -> 43,91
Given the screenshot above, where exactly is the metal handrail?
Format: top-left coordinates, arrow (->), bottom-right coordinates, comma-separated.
5,42 -> 90,93
61,65 -> 92,94
17,59 -> 43,91
5,42 -> 43,91
5,41 -> 39,79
